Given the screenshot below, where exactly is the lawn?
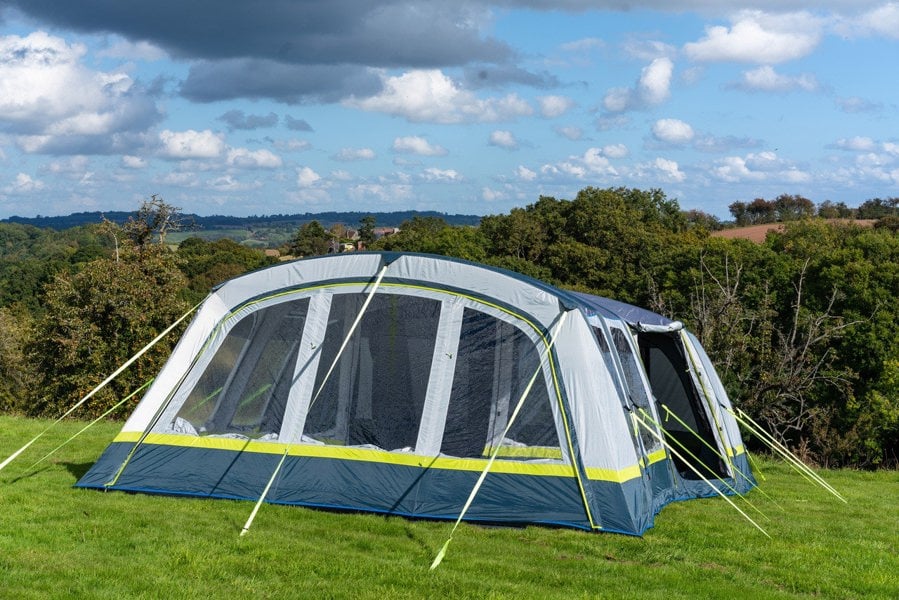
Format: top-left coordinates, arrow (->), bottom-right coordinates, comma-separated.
0,415 -> 896,599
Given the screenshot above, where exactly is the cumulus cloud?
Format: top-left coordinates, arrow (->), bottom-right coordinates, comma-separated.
652,118 -> 695,144
4,173 -> 45,194
538,95 -> 574,118
711,151 -> 810,183
347,69 -> 533,124
540,147 -> 620,181
516,165 -> 537,181
648,157 -> 686,182
421,168 -> 462,182
835,3 -> 899,40
158,129 -> 226,159
297,166 -> 322,187
601,143 -> 629,159
226,148 -> 283,168
122,155 -> 147,169
392,135 -> 447,156
0,31 -> 162,154
554,126 -> 583,140
334,147 -> 377,161
489,130 -> 518,149
834,136 -> 877,151
603,57 -> 673,113
734,66 -> 819,92
683,11 -> 822,64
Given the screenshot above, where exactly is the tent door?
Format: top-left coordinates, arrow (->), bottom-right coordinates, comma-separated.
637,332 -> 727,480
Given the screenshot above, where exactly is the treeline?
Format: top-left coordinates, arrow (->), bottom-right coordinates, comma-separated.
2,209 -> 481,232
728,194 -> 898,226
0,189 -> 896,468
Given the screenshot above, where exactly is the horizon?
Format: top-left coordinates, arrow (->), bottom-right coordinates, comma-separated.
0,2 -> 897,220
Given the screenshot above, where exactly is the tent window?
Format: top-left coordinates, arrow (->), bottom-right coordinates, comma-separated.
302,293 -> 440,451
440,308 -> 560,461
172,297 -> 310,438
639,332 -> 726,478
610,327 -> 662,452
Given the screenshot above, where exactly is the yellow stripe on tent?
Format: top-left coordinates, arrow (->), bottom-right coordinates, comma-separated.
112,432 -> 648,483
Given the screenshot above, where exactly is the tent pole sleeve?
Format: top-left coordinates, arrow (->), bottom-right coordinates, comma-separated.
431,311 -> 568,570
0,300 -> 201,474
634,412 -> 770,538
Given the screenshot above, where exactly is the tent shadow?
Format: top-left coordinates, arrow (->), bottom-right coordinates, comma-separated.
62,461 -> 94,481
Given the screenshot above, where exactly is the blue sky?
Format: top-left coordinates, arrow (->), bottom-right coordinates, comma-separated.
0,1 -> 897,220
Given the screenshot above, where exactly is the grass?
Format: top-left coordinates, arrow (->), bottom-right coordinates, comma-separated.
1,415 -> 896,599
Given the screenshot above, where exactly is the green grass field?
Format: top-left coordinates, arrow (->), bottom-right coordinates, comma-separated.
1,415 -> 896,599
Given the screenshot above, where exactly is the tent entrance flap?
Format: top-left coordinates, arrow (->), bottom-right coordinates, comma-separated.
637,332 -> 727,480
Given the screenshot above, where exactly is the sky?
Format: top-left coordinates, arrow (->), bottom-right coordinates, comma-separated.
0,1 -> 897,220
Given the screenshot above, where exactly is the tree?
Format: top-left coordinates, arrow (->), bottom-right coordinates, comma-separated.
0,307 -> 34,412
123,194 -> 188,247
773,194 -> 815,221
290,220 -> 331,257
26,199 -> 189,418
358,215 -> 377,246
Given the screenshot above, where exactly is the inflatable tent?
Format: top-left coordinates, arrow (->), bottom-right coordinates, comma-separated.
77,252 -> 754,535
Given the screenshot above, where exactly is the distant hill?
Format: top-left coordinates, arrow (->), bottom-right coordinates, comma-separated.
2,210 -> 482,231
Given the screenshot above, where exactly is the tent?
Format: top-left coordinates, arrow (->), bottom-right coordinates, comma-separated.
77,252 -> 754,535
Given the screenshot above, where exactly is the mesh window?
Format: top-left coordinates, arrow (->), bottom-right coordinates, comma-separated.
610,327 -> 662,452
302,293 -> 440,451
171,297 -> 310,438
441,308 -> 560,461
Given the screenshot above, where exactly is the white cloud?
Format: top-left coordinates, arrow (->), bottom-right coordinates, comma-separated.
623,39 -> 677,61
638,57 -> 674,106
0,31 -> 159,151
652,118 -> 695,144
226,148 -> 283,168
489,130 -> 518,149
538,95 -> 574,118
334,147 -> 376,161
4,172 -> 44,193
602,143 -> 629,159
834,136 -> 876,152
481,186 -> 505,202
711,151 -> 810,183
207,174 -> 263,192
422,168 -> 462,182
159,129 -> 226,159
603,57 -> 673,113
602,87 -> 633,113
684,11 -> 822,64
541,147 -> 619,181
650,158 -> 686,182
392,136 -> 447,156
347,69 -> 533,123
516,165 -> 537,181
737,66 -> 818,92
297,166 -> 322,187
122,155 -> 147,169
836,3 -> 899,40
555,126 -> 583,140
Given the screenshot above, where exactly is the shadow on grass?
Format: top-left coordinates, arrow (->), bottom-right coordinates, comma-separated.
62,461 -> 94,480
